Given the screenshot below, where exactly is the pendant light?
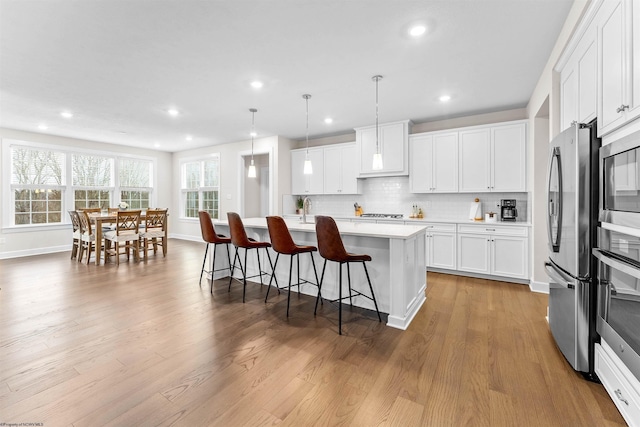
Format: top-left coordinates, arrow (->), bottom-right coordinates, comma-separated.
372,75 -> 384,170
302,94 -> 313,175
248,108 -> 257,178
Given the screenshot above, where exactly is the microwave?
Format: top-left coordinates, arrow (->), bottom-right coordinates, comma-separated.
600,129 -> 640,230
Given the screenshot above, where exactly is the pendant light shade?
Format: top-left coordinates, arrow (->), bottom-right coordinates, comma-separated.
372,75 -> 384,170
303,94 -> 313,175
248,108 -> 257,178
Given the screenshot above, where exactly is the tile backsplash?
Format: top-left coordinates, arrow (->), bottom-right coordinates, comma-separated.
286,176 -> 529,222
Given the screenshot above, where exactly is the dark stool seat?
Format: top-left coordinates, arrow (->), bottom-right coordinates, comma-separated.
198,210 -> 232,293
227,212 -> 275,302
314,215 -> 381,335
265,216 -> 321,317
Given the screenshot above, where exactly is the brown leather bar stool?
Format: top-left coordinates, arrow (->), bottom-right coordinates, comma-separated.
314,215 -> 381,335
227,212 -> 275,302
265,216 -> 321,317
198,211 -> 232,293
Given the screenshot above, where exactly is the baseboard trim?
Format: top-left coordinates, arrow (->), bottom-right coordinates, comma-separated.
529,279 -> 549,294
0,244 -> 70,260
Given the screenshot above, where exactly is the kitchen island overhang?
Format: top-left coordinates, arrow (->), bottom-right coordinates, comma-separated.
212,217 -> 427,330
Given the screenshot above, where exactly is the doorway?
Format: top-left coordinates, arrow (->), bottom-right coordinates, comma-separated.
242,153 -> 271,218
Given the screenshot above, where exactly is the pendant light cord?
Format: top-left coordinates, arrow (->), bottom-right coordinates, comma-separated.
250,108 -> 257,161
303,94 -> 311,155
373,75 -> 382,154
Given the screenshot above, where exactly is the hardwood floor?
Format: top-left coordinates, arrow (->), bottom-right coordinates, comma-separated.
0,239 -> 627,426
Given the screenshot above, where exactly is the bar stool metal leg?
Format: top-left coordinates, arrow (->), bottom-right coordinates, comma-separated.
362,261 -> 382,322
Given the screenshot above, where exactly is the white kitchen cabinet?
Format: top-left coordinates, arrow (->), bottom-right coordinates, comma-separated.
458,121 -> 526,193
457,224 -> 528,280
409,132 -> 458,193
355,120 -> 410,177
559,19 -> 597,131
323,143 -> 360,194
596,341 -> 640,427
598,0 -> 640,136
424,223 -> 457,270
291,148 -> 324,195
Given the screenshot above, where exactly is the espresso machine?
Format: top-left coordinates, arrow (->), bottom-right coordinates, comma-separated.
500,199 -> 517,221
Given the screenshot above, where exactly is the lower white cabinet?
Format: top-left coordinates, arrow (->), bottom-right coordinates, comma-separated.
425,223 -> 456,270
457,224 -> 528,280
596,341 -> 640,427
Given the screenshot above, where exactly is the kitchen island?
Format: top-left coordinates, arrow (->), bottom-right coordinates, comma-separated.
212,217 -> 427,330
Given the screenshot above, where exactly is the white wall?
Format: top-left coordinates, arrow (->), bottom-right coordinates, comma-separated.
0,127 -> 172,258
171,135 -> 294,242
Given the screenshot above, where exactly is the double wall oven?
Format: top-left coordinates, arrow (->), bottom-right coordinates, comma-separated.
594,129 -> 640,384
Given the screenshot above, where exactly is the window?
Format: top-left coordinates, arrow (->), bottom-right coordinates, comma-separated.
72,153 -> 114,209
119,158 -> 152,209
10,146 -> 65,225
181,157 -> 220,219
5,140 -> 156,228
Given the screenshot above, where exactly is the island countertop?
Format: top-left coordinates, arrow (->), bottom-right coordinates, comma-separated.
214,217 -> 427,239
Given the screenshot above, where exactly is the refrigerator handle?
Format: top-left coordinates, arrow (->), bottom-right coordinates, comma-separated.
547,147 -> 563,252
544,262 -> 574,289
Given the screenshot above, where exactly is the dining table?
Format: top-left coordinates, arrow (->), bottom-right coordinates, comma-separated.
88,211 -> 165,265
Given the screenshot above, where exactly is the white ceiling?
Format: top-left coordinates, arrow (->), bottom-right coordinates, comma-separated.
0,0 -> 573,152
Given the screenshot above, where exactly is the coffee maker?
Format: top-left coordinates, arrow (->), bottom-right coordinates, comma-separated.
500,199 -> 517,221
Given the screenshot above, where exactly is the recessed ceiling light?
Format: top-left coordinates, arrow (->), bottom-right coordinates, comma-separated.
250,81 -> 263,89
154,142 -> 161,148
185,135 -> 193,141
439,95 -> 451,102
60,111 -> 73,118
250,131 -> 257,137
409,25 -> 426,37
38,124 -> 48,130
324,117 -> 333,124
167,108 -> 179,117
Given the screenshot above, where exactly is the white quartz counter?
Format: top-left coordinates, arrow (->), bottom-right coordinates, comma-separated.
282,214 -> 531,227
215,217 -> 427,239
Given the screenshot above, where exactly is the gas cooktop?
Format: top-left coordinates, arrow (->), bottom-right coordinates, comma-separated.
360,213 -> 404,219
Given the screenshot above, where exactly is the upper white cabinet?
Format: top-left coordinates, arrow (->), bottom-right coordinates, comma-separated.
323,143 -> 360,194
458,121 -> 526,192
409,132 -> 458,193
598,0 -> 640,135
355,120 -> 410,177
291,148 -> 324,195
559,18 -> 597,131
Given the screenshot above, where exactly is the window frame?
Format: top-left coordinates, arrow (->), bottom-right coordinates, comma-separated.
2,138 -> 157,231
180,155 -> 221,220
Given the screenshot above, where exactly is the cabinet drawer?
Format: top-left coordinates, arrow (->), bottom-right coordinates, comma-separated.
423,223 -> 456,233
596,343 -> 640,427
457,224 -> 528,237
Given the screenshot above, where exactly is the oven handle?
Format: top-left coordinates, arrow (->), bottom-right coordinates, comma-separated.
544,262 -> 574,289
593,249 -> 640,281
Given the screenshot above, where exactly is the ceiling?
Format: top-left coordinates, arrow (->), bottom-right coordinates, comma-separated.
0,0 -> 573,152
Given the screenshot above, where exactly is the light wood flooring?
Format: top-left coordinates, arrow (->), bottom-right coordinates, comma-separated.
0,239 -> 627,426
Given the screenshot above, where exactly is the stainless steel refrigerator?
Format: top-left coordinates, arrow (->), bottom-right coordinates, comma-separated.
545,120 -> 599,379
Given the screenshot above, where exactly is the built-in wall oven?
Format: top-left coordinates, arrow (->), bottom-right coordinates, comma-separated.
595,129 -> 640,384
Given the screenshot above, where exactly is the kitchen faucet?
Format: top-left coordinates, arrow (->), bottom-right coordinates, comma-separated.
302,197 -> 311,223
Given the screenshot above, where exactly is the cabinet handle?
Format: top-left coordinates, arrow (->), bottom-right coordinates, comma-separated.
614,389 -> 629,406
571,120 -> 578,126
616,104 -> 630,113
485,228 -> 495,231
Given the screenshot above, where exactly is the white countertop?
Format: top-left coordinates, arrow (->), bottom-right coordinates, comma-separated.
283,214 -> 531,227
214,217 -> 427,239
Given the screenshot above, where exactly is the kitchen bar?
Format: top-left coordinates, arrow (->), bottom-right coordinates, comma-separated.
213,217 -> 428,330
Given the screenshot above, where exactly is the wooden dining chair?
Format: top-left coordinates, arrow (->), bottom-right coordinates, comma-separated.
103,210 -> 142,265
78,210 -> 100,264
68,210 -> 81,260
79,207 -> 102,213
140,209 -> 168,260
